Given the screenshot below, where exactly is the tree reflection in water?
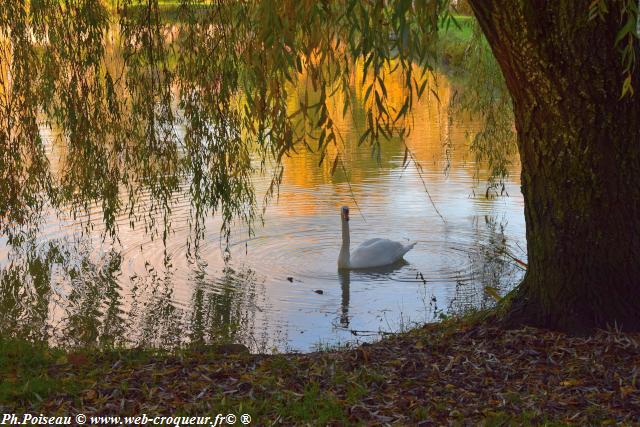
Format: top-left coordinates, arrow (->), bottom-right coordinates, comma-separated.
0,2 -> 521,350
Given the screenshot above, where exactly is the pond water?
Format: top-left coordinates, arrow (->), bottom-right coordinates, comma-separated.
0,75 -> 525,352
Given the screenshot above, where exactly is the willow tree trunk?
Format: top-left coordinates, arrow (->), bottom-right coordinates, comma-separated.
468,0 -> 640,332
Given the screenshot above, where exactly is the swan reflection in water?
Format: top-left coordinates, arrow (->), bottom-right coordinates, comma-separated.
337,260 -> 409,328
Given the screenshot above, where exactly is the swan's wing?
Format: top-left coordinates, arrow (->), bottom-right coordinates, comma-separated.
350,239 -> 415,269
359,238 -> 386,247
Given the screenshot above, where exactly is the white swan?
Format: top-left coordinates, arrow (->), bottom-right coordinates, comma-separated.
338,206 -> 416,269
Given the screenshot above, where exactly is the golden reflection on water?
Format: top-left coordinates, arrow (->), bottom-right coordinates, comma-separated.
277,67 -> 519,211
1,53 -> 524,351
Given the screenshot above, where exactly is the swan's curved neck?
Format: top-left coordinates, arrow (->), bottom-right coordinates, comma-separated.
338,218 -> 350,268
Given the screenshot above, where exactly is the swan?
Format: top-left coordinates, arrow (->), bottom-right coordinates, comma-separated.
338,206 -> 416,269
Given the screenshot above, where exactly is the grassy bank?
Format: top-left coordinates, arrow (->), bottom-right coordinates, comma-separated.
437,14 -> 477,70
2,315 -> 639,425
442,14 -> 475,41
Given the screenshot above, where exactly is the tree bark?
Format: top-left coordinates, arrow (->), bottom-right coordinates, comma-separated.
468,0 -> 640,333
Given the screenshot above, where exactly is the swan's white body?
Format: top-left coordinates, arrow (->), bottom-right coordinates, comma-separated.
338,206 -> 416,269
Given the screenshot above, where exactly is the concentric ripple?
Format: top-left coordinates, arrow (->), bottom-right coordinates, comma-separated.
0,80 -> 527,352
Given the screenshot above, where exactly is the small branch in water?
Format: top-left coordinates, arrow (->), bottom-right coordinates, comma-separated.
502,249 -> 528,270
349,329 -> 398,337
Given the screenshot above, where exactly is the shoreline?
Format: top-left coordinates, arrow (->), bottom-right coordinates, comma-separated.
3,314 -> 639,424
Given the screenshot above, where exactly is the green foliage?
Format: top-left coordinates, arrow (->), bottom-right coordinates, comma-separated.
0,0 -> 455,245
0,1 -> 53,229
443,19 -> 516,184
616,0 -> 639,97
2,0 -> 632,246
589,0 -> 640,97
